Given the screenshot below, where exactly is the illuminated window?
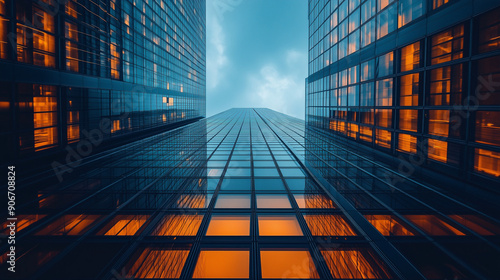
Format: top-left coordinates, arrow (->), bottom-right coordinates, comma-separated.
65,1 -> 78,18
0,6 -> 7,59
193,250 -> 249,279
398,0 -> 424,28
36,214 -> 100,235
321,249 -> 392,279
360,110 -> 374,125
257,194 -> 291,208
433,0 -> 450,9
398,133 -> 417,153
303,214 -> 357,236
65,22 -> 79,72
427,138 -> 448,163
429,64 -> 463,105
399,74 -> 419,106
399,110 -> 418,132
125,249 -> 189,279
477,7 -> 500,53
215,194 -> 251,208
360,125 -> 373,142
176,194 -> 210,208
98,215 -> 149,236
258,215 -> 303,236
475,111 -> 500,146
428,110 -> 449,137
404,215 -> 465,235
376,129 -> 391,148
400,42 -> 420,72
1,214 -> 46,234
293,194 -> 336,209
206,215 -> 250,236
261,250 -> 319,279
430,25 -> 464,65
474,148 -> 500,177
449,215 -> 500,235
376,79 -> 393,106
365,215 -> 415,236
375,109 -> 392,128
152,214 -> 202,236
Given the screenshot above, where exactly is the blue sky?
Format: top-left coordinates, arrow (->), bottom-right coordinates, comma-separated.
206,0 -> 308,119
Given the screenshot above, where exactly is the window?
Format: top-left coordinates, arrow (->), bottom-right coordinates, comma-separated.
349,8 -> 360,32
365,215 -> 416,236
348,30 -> 360,54
398,133 -> 417,153
361,59 -> 375,82
429,64 -> 463,106
361,18 -> 376,47
399,74 -> 420,106
261,250 -> 319,279
430,25 -> 464,65
360,82 -> 374,106
377,3 -> 396,39
206,215 -> 250,236
376,129 -> 391,148
474,148 -> 500,177
433,0 -> 450,9
0,1 -> 7,59
476,56 -> 500,105
427,138 -> 448,163
399,110 -> 418,132
404,215 -> 465,235
376,109 -> 392,128
477,7 -> 500,53
400,42 -> 420,72
377,52 -> 394,77
258,215 -> 303,236
321,249 -> 392,279
361,0 -> 376,23
428,110 -> 449,137
348,86 -> 359,106
475,111 -> 500,147
398,0 -> 424,28
193,250 -> 249,278
376,78 -> 393,106
125,249 -> 189,279
360,125 -> 373,142
378,0 -> 395,11
303,214 -> 356,236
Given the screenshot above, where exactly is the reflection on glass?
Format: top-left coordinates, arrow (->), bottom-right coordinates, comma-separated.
36,214 -> 100,235
98,215 -> 149,236
206,215 -> 250,236
258,215 -> 303,236
255,178 -> 285,191
404,215 -> 465,236
152,214 -> 202,236
215,194 -> 251,208
220,178 -> 251,191
192,250 -> 249,279
176,194 -> 210,208
125,248 -> 189,279
303,215 -> 356,236
430,25 -> 464,65
293,194 -> 336,209
427,139 -> 448,163
474,148 -> 500,177
321,249 -> 391,279
257,194 -> 291,208
260,250 -> 319,279
365,215 -> 415,236
449,215 -> 500,235
1,214 -> 46,234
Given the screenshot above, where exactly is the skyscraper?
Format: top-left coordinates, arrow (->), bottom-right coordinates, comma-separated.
2,108 -> 499,279
0,0 -> 206,163
306,0 -> 500,187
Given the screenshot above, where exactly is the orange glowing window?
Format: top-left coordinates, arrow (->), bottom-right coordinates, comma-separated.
365,215 -> 415,236
474,148 -> 500,177
397,133 -> 417,154
1,214 -> 46,234
258,215 -> 303,236
293,194 -> 336,209
399,110 -> 418,132
431,25 -> 464,65
152,214 -> 202,236
375,109 -> 392,128
257,194 -> 291,209
400,42 -> 420,72
206,215 -> 250,236
36,214 -> 100,235
375,129 -> 391,149
428,110 -> 449,137
321,249 -> 392,279
433,0 -> 450,9
427,139 -> 447,163
399,73 -> 419,106
0,14 -> 7,59
260,250 -> 319,279
303,214 -> 356,236
359,125 -> 373,142
404,215 -> 465,236
429,64 -> 462,105
215,194 -> 251,208
449,215 -> 500,235
111,119 -> 120,133
192,250 -> 249,279
126,248 -> 189,279
176,194 -> 209,208
67,124 -> 79,142
477,7 -> 500,53
475,111 -> 500,147
65,1 -> 78,18
348,123 -> 359,139
98,215 -> 149,236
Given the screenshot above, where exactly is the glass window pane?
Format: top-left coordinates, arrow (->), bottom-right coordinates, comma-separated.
193,250 -> 249,278
258,215 -> 303,236
321,249 -> 392,279
365,215 -> 416,236
404,215 -> 465,235
293,194 -> 336,209
152,214 -> 203,236
303,214 -> 357,236
257,194 -> 292,208
206,215 -> 250,236
125,249 -> 189,279
215,194 -> 251,208
260,250 -> 319,279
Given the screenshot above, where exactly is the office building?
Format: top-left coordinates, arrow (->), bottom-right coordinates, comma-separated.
1,108 -> 499,279
0,0 -> 206,163
306,0 -> 500,187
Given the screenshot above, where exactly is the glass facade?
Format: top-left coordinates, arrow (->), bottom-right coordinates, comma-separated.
1,108 -> 498,279
306,0 -> 500,186
0,0 -> 206,161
